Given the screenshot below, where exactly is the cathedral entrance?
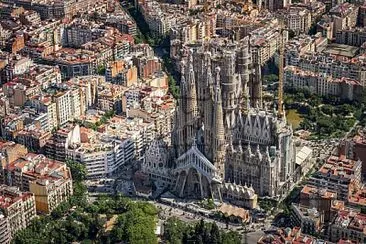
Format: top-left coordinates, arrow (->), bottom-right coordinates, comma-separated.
185,168 -> 202,199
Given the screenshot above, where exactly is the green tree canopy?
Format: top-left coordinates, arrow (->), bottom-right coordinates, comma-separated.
66,160 -> 87,182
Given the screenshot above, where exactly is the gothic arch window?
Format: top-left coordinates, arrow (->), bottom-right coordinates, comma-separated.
244,116 -> 251,135
226,164 -> 234,181
254,116 -> 261,138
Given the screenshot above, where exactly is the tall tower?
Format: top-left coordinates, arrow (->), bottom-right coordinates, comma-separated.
212,67 -> 226,179
220,51 -> 240,130
174,49 -> 200,156
251,48 -> 262,108
278,25 -> 285,118
203,56 -> 214,158
185,50 -> 199,142
174,68 -> 187,156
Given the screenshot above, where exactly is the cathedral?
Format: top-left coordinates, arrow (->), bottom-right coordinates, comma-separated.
142,37 -> 296,202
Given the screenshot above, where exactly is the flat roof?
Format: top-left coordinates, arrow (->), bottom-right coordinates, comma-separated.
296,146 -> 312,165
324,44 -> 359,58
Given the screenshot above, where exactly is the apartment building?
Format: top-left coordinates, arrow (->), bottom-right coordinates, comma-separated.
138,0 -> 177,36
0,212 -> 10,244
249,20 -> 288,66
285,34 -> 328,66
0,150 -> 73,214
0,185 -> 36,242
45,124 -> 81,162
261,0 -> 291,11
350,132 -> 366,177
42,48 -> 97,80
330,3 -> 359,37
133,56 -> 162,79
278,7 -> 312,34
329,209 -> 366,243
300,185 -> 339,222
19,10 -> 41,26
290,204 -> 323,235
63,19 -> 105,48
15,127 -> 51,153
66,115 -> 154,178
284,66 -> 362,101
3,81 -> 40,107
52,87 -> 83,126
317,17 -> 334,40
359,3 -> 366,27
258,227 -> 317,243
26,95 -> 58,132
105,60 -> 138,86
97,82 -> 126,114
103,2 -> 137,36
308,155 -> 362,201
66,128 -> 134,178
127,95 -> 175,139
9,0 -> 96,20
336,27 -> 366,47
66,76 -> 101,109
286,52 -> 366,85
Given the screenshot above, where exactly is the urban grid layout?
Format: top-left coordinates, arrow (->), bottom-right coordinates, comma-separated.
0,0 -> 366,243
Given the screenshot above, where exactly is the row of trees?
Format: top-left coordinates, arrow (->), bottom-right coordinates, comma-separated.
127,4 -> 169,48
163,218 -> 241,244
126,3 -> 180,99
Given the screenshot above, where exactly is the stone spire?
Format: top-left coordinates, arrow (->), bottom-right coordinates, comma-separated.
185,49 -> 199,130
246,142 -> 251,155
180,62 -> 187,94
265,146 -> 271,162
213,67 -> 225,139
212,67 -> 226,178
229,134 -> 235,152
174,50 -> 200,155
174,64 -> 187,156
238,139 -> 243,152
206,59 -> 215,98
256,144 -> 262,161
203,57 -> 214,158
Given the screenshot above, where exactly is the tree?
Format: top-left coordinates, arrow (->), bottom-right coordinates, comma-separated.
336,104 -> 354,116
168,75 -> 179,98
210,223 -> 220,244
263,74 -> 278,84
321,105 -> 334,116
163,218 -> 186,244
97,65 -> 106,75
221,231 -> 241,244
287,29 -> 296,39
66,160 -> 87,182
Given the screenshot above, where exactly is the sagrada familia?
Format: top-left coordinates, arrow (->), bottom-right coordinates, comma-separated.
141,37 -> 296,205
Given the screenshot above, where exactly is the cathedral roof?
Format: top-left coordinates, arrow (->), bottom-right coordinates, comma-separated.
177,142 -> 216,171
175,142 -> 221,183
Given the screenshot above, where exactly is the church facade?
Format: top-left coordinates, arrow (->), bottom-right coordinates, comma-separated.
141,37 -> 296,202
172,38 -> 296,200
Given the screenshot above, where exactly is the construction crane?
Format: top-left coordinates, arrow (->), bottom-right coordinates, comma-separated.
278,20 -> 285,119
